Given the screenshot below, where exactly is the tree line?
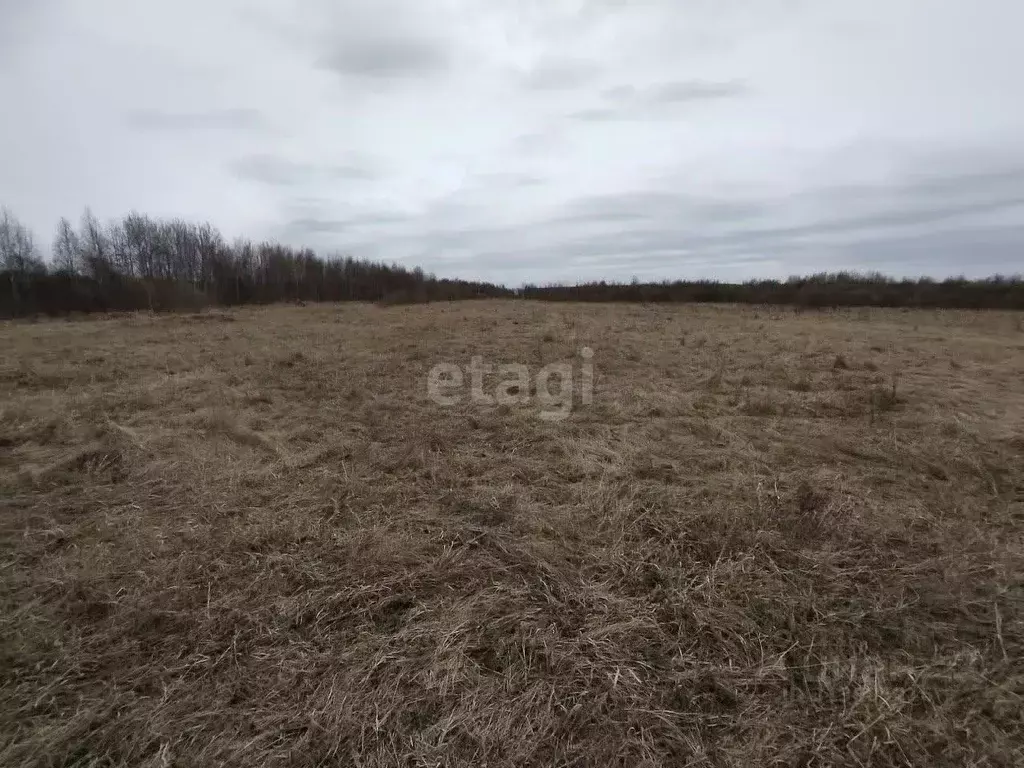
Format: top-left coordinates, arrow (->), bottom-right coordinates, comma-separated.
2,206 -> 1022,315
0,207 -> 510,317
521,273 -> 1024,310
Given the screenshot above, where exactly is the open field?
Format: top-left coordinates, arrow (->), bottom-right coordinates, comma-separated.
2,301 -> 1023,767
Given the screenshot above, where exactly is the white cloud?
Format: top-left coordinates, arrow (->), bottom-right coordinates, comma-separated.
1,0 -> 1022,283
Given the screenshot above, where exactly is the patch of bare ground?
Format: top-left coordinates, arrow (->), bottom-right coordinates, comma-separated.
1,302 -> 1022,766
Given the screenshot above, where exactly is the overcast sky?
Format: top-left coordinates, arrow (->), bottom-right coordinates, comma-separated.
2,0 -> 1022,284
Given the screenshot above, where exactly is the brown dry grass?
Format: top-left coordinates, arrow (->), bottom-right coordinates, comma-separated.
1,301 -> 1023,767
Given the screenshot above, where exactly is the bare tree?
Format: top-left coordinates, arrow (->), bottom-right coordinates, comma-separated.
52,217 -> 81,274
194,222 -> 223,290
0,207 -> 44,274
1,207 -> 45,306
78,208 -> 112,278
1,206 -> 511,315
122,211 -> 156,278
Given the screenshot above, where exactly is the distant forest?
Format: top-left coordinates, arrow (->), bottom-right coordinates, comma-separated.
1,207 -> 1022,317
522,274 -> 1024,310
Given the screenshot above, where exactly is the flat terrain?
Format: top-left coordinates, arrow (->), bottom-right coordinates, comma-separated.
2,301 -> 1023,767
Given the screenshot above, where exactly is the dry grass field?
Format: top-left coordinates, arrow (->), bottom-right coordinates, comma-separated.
2,301 -> 1023,767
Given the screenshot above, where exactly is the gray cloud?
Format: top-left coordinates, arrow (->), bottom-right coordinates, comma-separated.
228,154 -> 379,186
246,0 -> 453,81
126,108 -> 269,132
318,35 -> 448,79
474,225 -> 1024,283
565,107 -> 622,122
473,172 -> 546,188
537,164 -> 1024,261
520,58 -> 601,90
605,80 -> 747,106
428,220 -> 1024,285
283,212 -> 413,238
565,79 -> 747,121
0,1 -> 45,66
883,166 -> 1024,204
511,130 -> 562,153
559,191 -> 766,225
300,153 -> 1024,283
283,218 -> 357,236
823,225 -> 1024,276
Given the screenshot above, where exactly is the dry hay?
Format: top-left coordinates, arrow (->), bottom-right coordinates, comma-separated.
1,301 -> 1022,766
